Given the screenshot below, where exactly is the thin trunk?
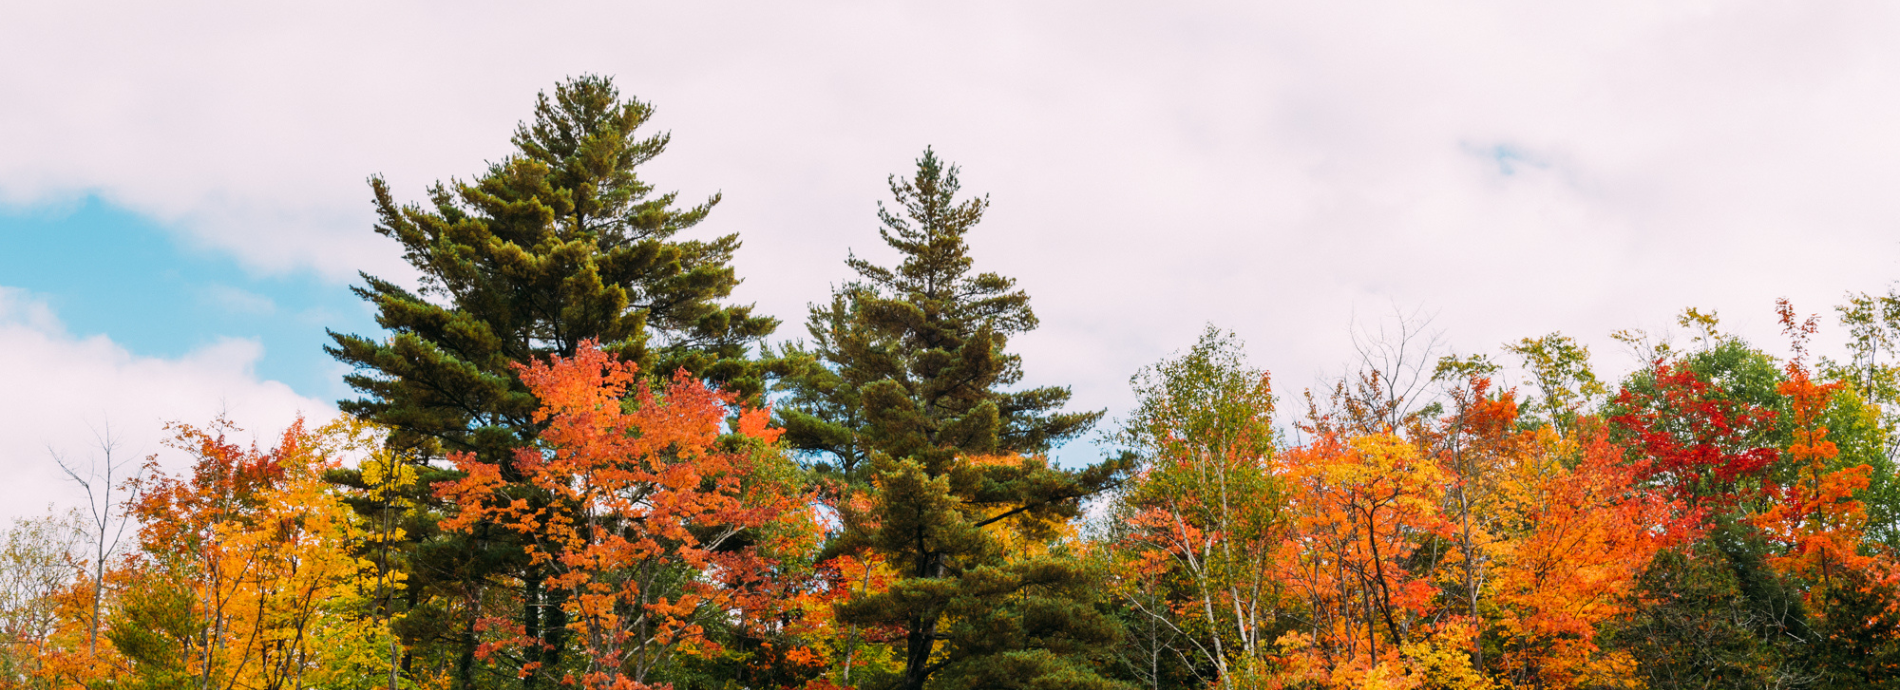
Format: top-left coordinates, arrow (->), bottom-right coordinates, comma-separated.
455,617 -> 477,690
523,575 -> 543,690
1211,450 -> 1256,665
900,552 -> 945,690
90,522 -> 104,655
455,585 -> 483,690
1363,502 -> 1404,648
841,560 -> 875,686
1450,425 -> 1484,671
370,497 -> 400,690
1170,508 -> 1230,690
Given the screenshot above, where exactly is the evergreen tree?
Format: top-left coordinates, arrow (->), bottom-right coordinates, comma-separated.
325,75 -> 777,689
779,149 -> 1131,690
777,149 -> 1098,477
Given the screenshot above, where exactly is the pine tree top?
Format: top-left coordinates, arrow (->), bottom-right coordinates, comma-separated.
846,147 -> 1037,339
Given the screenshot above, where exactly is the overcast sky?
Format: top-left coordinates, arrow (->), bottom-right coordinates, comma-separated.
5,1 -> 1900,519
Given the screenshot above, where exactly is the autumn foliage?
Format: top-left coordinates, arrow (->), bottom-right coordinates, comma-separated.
1095,311 -> 1900,690
436,342 -> 811,690
12,75 -> 1900,690
17,298 -> 1900,690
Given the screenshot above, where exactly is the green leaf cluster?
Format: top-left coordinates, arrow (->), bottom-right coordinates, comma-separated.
777,150 -> 1131,690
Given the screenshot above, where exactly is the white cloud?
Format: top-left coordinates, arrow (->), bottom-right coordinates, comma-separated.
0,288 -> 332,523
4,1 -> 1900,447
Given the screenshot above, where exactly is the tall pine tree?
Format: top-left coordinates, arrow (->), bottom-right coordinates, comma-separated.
779,149 -> 1130,690
777,149 -> 1098,477
326,75 -> 777,689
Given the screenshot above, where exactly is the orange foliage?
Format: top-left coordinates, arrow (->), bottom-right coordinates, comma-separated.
1267,382 -> 1690,690
1754,300 -> 1873,599
30,417 -> 385,690
437,341 -> 809,690
1275,434 -> 1450,685
1485,422 -> 1690,687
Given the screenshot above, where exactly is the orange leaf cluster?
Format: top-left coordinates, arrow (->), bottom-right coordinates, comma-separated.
436,341 -> 810,690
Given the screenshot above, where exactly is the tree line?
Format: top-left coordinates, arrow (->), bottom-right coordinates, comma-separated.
3,74 -> 1899,690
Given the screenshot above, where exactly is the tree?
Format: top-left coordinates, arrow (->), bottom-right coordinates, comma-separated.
17,417 -> 401,690
1607,353 -> 1782,511
1481,419 -> 1688,687
1819,289 -> 1900,550
779,149 -> 1129,690
1420,374 -> 1518,672
50,423 -> 141,660
325,74 -> 779,688
1503,333 -> 1605,438
1274,434 -> 1453,686
0,509 -> 85,688
775,148 -> 1098,478
437,342 -> 808,690
1104,327 -> 1285,690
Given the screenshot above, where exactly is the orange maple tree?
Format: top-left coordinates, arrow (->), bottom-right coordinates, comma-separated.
437,341 -> 810,690
1483,420 -> 1690,688
1275,433 -> 1452,686
1753,300 -> 1874,600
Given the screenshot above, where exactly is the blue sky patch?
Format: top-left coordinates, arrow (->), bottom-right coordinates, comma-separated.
0,197 -> 382,403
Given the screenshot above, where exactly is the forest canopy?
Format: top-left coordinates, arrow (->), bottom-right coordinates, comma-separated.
6,75 -> 1900,690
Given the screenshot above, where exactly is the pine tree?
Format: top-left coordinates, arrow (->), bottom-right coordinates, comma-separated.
325,75 -> 777,689
779,149 -> 1130,690
777,148 -> 1098,477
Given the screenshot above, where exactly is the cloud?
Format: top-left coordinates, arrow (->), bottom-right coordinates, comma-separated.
3,1 -> 1900,449
0,288 -> 332,523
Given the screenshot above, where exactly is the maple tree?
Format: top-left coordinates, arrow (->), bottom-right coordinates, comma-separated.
1753,302 -> 1869,595
436,341 -> 810,690
1608,357 -> 1782,511
1479,416 -> 1689,687
19,72 -> 1900,690
1274,433 -> 1453,687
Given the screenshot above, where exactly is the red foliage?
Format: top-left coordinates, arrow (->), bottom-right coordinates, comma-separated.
1608,362 -> 1779,509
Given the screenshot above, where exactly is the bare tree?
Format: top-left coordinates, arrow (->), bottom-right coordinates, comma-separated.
50,420 -> 144,656
1306,304 -> 1445,436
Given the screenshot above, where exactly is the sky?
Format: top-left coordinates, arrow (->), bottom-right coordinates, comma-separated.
5,1 -> 1900,519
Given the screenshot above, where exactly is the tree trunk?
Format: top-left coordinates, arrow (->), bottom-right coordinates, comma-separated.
901,552 -> 945,690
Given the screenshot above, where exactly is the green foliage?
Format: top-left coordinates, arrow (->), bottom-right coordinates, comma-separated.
1503,332 -> 1604,436
105,576 -> 195,690
1803,564 -> 1900,689
833,456 -> 1128,690
328,73 -> 775,463
1681,339 -> 1788,416
324,75 -> 779,690
0,510 -> 82,689
1822,289 -> 1900,550
775,148 -> 1099,478
784,149 -> 1130,690
1820,389 -> 1900,549
1103,327 -> 1287,690
1822,289 -> 1900,407
1608,544 -> 1800,690
1118,326 -> 1277,465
